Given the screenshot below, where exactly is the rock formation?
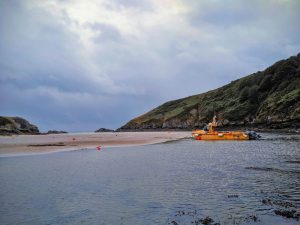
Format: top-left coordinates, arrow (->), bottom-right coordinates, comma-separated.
95,128 -> 115,132
0,116 -> 40,135
45,130 -> 68,134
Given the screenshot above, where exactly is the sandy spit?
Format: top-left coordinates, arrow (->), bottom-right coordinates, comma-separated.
0,131 -> 191,157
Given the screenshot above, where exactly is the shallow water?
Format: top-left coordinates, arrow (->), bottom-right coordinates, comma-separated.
0,133 -> 299,225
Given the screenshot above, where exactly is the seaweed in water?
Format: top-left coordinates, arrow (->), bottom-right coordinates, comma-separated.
27,142 -> 66,147
227,194 -> 239,198
261,198 -> 300,220
262,199 -> 297,208
274,209 -> 300,220
192,216 -> 220,225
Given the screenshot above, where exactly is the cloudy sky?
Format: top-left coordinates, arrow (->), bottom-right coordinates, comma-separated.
0,0 -> 299,132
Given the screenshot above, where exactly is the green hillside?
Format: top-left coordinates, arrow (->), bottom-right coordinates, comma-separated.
120,54 -> 300,130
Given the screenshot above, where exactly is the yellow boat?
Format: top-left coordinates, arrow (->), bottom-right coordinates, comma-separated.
192,116 -> 258,140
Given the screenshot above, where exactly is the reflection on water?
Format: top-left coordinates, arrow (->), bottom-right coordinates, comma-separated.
0,133 -> 299,225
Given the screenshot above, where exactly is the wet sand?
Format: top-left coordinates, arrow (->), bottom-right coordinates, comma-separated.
0,131 -> 191,156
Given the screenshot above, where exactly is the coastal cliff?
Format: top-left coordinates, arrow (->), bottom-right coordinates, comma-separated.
0,116 -> 39,135
120,54 -> 300,131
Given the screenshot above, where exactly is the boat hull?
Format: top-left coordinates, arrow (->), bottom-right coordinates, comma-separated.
192,131 -> 249,140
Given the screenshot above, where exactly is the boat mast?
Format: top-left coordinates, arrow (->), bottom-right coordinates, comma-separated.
209,115 -> 217,133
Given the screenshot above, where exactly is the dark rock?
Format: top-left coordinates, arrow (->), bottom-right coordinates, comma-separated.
248,215 -> 258,222
170,221 -> 179,225
0,116 -> 39,135
197,216 -> 220,225
200,217 -> 214,225
46,130 -> 68,134
240,215 -> 260,223
95,128 -> 115,132
262,199 -> 272,205
228,194 -> 239,198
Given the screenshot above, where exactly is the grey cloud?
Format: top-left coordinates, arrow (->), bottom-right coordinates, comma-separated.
87,22 -> 122,42
0,1 -> 127,95
0,0 -> 299,132
109,0 -> 154,10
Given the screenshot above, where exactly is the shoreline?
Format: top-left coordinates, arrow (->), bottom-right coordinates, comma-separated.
0,131 -> 191,157
118,127 -> 300,134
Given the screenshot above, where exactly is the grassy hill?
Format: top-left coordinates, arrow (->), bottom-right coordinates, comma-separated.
120,53 -> 300,131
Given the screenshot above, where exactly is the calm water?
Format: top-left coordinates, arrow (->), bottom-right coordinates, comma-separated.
0,133 -> 299,225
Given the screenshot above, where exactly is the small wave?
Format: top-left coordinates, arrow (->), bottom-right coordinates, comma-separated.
260,136 -> 300,141
286,161 -> 300,164
245,167 -> 300,175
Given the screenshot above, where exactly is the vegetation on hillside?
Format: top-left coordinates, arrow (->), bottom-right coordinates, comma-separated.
120,54 -> 300,130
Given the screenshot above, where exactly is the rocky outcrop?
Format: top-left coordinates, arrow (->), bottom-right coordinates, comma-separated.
0,116 -> 40,135
45,130 -> 68,134
95,128 -> 115,132
120,53 -> 300,131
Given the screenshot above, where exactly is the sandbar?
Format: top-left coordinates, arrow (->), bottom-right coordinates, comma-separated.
0,131 -> 191,157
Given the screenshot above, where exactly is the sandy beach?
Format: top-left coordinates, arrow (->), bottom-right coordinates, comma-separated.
0,131 -> 191,156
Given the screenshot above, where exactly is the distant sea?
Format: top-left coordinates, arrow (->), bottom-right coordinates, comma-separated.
0,133 -> 299,225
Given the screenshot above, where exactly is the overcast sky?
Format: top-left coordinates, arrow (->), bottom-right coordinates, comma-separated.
0,0 -> 299,132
